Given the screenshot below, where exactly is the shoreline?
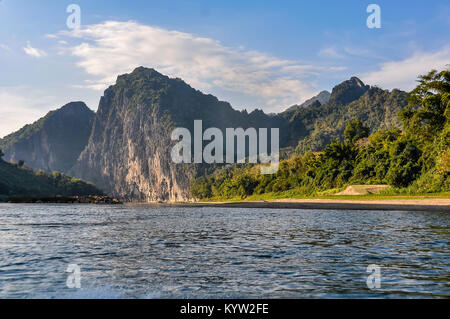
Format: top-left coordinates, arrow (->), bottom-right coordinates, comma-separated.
1,195 -> 122,205
2,197 -> 449,212
175,198 -> 450,212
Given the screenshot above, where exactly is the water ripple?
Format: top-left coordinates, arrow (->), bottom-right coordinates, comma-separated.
0,204 -> 448,298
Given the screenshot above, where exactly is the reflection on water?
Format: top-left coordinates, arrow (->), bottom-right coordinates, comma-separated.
0,204 -> 448,298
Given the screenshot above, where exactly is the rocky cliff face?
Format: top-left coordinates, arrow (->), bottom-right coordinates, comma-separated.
71,91 -> 192,201
1,68 -> 406,202
71,67 -> 282,202
0,102 -> 94,173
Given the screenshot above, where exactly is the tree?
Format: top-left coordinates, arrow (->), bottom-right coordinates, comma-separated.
385,138 -> 422,187
189,68 -> 450,200
344,119 -> 370,144
0,147 -> 4,159
399,69 -> 449,142
323,140 -> 356,162
399,68 -> 449,176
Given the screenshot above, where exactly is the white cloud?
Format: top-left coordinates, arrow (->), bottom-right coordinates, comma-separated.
23,42 -> 47,58
54,21 -> 344,111
361,47 -> 450,91
45,34 -> 59,39
318,47 -> 344,59
318,45 -> 384,61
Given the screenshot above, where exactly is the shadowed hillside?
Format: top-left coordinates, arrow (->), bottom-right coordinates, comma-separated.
0,102 -> 95,174
0,152 -> 103,201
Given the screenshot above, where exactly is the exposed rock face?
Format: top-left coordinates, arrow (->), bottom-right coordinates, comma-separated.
72,67 -> 282,202
0,68 -> 406,202
0,102 -> 94,173
72,95 -> 193,202
70,69 -> 407,202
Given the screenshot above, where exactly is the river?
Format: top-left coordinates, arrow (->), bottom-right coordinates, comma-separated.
0,204 -> 448,298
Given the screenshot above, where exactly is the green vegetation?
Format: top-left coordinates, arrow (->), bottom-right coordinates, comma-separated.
199,189 -> 450,202
282,78 -> 407,153
0,116 -> 47,150
0,150 -> 103,202
0,102 -> 94,174
192,69 -> 450,200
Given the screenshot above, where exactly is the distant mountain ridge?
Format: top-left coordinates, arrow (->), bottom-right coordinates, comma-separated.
0,102 -> 94,173
285,90 -> 331,112
282,76 -> 406,153
0,68 -> 408,201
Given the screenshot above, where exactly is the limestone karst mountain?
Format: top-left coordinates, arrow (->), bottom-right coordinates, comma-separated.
0,68 -> 407,201
71,67 -> 283,201
0,102 -> 95,173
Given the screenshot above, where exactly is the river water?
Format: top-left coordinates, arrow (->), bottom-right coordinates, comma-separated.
0,204 -> 448,298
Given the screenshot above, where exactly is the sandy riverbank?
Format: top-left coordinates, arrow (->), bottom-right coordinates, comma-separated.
7,196 -> 447,212
188,198 -> 450,212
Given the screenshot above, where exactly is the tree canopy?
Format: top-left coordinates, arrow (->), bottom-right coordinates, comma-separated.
191,68 -> 450,200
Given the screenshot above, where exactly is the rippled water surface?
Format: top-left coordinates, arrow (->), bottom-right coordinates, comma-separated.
0,204 -> 448,298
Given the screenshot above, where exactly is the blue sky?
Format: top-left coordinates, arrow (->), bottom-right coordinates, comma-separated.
0,0 -> 449,137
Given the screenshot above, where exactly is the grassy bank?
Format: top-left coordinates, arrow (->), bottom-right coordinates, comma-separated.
199,189 -> 450,202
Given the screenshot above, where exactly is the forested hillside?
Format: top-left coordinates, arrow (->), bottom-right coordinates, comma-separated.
282,78 -> 407,153
192,69 -> 449,200
0,102 -> 95,174
0,148 -> 102,201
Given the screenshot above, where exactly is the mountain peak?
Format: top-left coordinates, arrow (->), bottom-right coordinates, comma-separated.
131,66 -> 163,76
329,76 -> 370,105
349,77 -> 366,88
0,101 -> 95,173
128,66 -> 168,80
59,101 -> 91,114
113,67 -> 169,87
60,101 -> 88,109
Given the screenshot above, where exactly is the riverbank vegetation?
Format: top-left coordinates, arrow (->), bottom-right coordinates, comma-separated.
0,151 -> 103,201
191,69 -> 450,200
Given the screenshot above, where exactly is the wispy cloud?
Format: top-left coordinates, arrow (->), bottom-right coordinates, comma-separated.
361,47 -> 450,91
23,42 -> 47,58
53,21 -> 345,111
318,47 -> 344,59
318,45 -> 384,61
